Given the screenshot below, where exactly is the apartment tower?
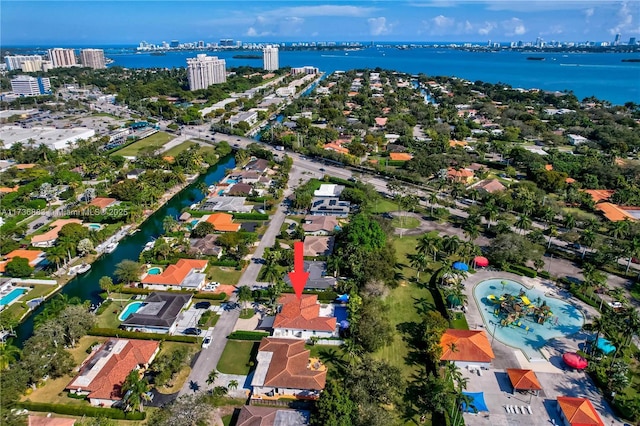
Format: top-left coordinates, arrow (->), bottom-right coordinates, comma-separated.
80,49 -> 106,69
186,54 -> 226,91
263,45 -> 279,71
11,76 -> 52,96
48,48 -> 77,68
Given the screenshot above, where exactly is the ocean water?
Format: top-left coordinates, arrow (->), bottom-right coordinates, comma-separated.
105,47 -> 640,104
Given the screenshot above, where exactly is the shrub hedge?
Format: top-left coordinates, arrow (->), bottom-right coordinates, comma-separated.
95,299 -> 113,315
505,265 -> 537,278
227,330 -> 270,341
89,327 -> 198,343
208,259 -> 239,267
18,401 -> 146,420
231,212 -> 269,220
281,288 -> 338,302
194,292 -> 227,300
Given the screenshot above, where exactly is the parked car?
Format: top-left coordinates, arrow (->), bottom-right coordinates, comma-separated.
608,301 -> 623,309
319,168 -> 326,172
183,327 -> 202,335
202,337 -> 212,349
194,301 -> 211,309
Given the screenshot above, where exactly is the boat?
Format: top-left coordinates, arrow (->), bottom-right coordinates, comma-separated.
129,228 -> 140,236
76,263 -> 91,274
142,241 -> 155,252
526,57 -> 545,61
104,242 -> 119,254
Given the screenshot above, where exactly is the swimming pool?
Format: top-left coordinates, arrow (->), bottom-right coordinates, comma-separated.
226,179 -> 239,184
473,279 -> 584,360
0,288 -> 28,306
87,223 -> 101,231
191,219 -> 200,227
147,267 -> 162,275
119,302 -> 145,321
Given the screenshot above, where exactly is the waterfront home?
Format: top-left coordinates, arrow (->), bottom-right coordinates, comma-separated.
227,183 -> 255,196
251,337 -> 326,401
283,261 -> 336,291
0,249 -> 45,273
303,236 -> 334,257
245,158 -> 270,173
66,338 -> 159,407
200,196 -> 252,212
189,235 -> 223,258
302,215 -> 340,236
236,406 -> 309,426
556,396 -> 604,426
313,184 -> 344,198
272,294 -> 337,340
310,197 -> 350,217
125,168 -> 145,180
204,213 -> 241,232
439,329 -> 495,369
120,292 -> 192,334
88,197 -> 118,212
141,259 -> 208,290
31,218 -> 83,248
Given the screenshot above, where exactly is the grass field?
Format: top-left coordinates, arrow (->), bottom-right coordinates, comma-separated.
391,216 -> 421,229
370,198 -> 399,214
112,132 -> 175,157
2,284 -> 59,320
208,266 -> 243,285
163,140 -> 216,157
217,340 -> 259,375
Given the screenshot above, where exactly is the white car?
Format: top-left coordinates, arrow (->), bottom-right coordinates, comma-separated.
608,301 -> 623,309
202,336 -> 212,349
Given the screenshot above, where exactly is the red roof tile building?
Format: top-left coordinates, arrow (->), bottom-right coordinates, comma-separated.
66,339 -> 159,407
272,294 -> 337,339
556,397 -> 604,426
439,329 -> 495,368
141,259 -> 208,290
251,337 -> 327,401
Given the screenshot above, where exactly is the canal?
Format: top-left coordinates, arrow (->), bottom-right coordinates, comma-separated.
15,155 -> 236,345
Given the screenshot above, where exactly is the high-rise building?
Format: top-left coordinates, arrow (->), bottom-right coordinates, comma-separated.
198,40 -> 205,48
80,49 -> 106,69
220,39 -> 234,47
4,55 -> 43,71
20,60 -> 43,72
614,33 -> 622,46
630,37 -> 637,46
11,75 -> 52,96
170,40 -> 180,48
262,45 -> 279,71
186,54 -> 226,91
48,48 -> 77,68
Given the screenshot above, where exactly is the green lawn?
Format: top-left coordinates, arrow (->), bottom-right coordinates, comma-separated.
217,340 -> 259,375
449,312 -> 470,330
1,284 -> 58,321
164,140 -> 216,157
391,216 -> 421,229
95,302 -> 124,329
370,198 -> 399,214
307,344 -> 345,372
112,131 -> 175,157
207,266 -> 243,285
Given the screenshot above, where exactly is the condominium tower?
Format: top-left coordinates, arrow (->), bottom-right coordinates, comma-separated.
80,49 -> 106,69
48,48 -> 77,68
11,75 -> 52,96
263,45 -> 279,71
186,54 -> 226,91
4,55 -> 43,71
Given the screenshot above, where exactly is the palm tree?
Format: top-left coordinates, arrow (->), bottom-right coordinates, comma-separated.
579,230 -> 597,259
462,222 -> 480,242
515,214 -> 532,234
482,201 -> 499,229
162,215 -> 178,234
99,276 -> 114,299
624,236 -> 640,273
206,369 -> 218,386
228,379 -> 239,391
408,252 -> 428,279
563,213 -> 576,231
417,233 -> 441,261
237,285 -> 253,315
546,224 -> 558,250
441,235 -> 461,258
428,192 -> 439,216
46,246 -> 66,271
609,219 -> 630,240
542,206 -> 556,225
0,339 -> 21,370
122,371 -> 151,412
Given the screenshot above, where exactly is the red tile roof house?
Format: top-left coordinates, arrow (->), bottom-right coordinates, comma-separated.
302,215 -> 340,236
66,339 -> 159,408
251,337 -> 327,401
439,329 -> 495,369
140,259 -> 208,291
272,294 -> 337,340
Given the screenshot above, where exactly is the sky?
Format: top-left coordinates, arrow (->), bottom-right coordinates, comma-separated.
2,1 -> 639,45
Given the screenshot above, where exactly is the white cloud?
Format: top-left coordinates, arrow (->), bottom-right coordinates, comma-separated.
584,7 -> 595,18
433,14 -> 455,28
368,17 -> 393,36
485,1 -> 599,12
276,5 -> 377,18
609,1 -> 639,35
502,17 -> 526,36
246,27 -> 258,37
478,21 -> 497,35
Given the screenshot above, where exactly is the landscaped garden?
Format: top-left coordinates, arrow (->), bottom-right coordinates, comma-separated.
216,340 -> 259,375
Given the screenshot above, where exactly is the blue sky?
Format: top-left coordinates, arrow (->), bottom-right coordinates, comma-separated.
2,1 -> 638,45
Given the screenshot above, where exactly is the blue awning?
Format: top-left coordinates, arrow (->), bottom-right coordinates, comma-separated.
588,336 -> 616,355
453,262 -> 469,271
336,294 -> 349,302
461,392 -> 489,413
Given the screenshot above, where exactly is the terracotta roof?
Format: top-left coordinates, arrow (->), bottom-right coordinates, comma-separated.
31,219 -> 83,244
303,236 -> 334,257
205,213 -> 241,232
390,152 -> 413,161
475,179 -> 506,194
163,156 -> 174,163
0,185 -> 19,193
594,203 -> 637,222
323,142 -> 349,155
273,294 -> 336,332
141,259 -> 208,285
236,406 -> 307,426
258,337 -> 327,390
28,416 -> 76,426
66,339 -> 159,402
506,368 -> 542,391
557,396 -> 604,426
302,215 -> 339,233
583,189 -> 614,203
375,117 -> 388,126
545,164 -> 554,171
0,249 -> 44,272
449,140 -> 468,147
565,177 -> 576,184
89,197 -> 117,209
447,168 -> 474,178
439,329 -> 495,363
15,163 -> 36,169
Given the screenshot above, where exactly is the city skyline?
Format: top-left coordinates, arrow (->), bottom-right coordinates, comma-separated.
2,1 -> 638,45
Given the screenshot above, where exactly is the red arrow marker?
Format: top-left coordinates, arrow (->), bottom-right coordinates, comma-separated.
288,241 -> 309,300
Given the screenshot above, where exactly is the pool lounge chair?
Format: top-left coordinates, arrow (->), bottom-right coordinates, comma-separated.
526,405 -> 532,414
521,406 -> 527,414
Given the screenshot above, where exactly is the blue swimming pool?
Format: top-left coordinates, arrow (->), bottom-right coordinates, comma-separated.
474,279 -> 585,360
333,305 -> 348,322
226,179 -> 239,184
191,219 -> 200,226
0,288 -> 28,306
119,302 -> 145,321
147,267 -> 162,275
87,223 -> 101,231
